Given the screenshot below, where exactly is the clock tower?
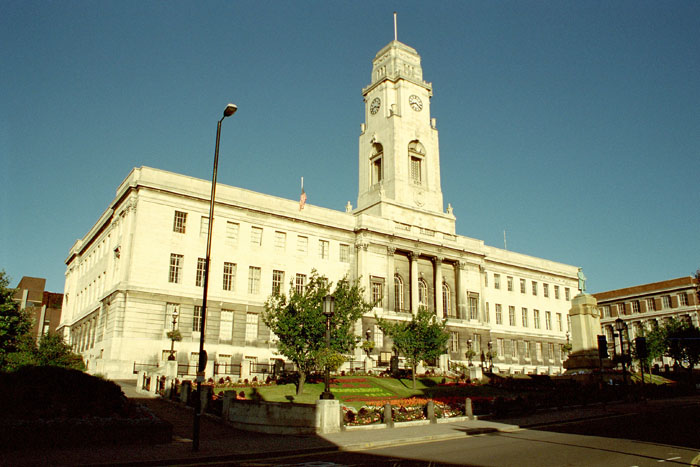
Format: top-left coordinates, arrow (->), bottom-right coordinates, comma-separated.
356,39 -> 455,234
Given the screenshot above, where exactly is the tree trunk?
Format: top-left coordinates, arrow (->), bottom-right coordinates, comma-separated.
296,371 -> 306,395
412,363 -> 417,389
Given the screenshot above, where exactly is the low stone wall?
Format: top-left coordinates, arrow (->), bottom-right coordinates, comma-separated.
222,393 -> 340,435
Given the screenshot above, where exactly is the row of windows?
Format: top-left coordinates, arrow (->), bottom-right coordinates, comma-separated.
172,211 -> 351,262
485,303 -> 568,332
168,253 -> 309,296
601,293 -> 691,318
166,303 -> 262,342
486,273 -> 571,301
492,338 -> 565,362
369,141 -> 425,186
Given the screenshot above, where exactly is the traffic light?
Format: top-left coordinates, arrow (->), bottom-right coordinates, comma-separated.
597,335 -> 608,359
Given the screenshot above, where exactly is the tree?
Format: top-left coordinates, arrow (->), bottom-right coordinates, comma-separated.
33,333 -> 85,370
0,271 -> 33,370
663,319 -> 700,383
377,308 -> 449,389
262,271 -> 373,395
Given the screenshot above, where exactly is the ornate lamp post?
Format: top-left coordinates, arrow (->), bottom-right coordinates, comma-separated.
320,294 -> 335,400
193,103 -> 237,452
614,317 -> 628,387
466,338 -> 474,367
167,308 -> 179,360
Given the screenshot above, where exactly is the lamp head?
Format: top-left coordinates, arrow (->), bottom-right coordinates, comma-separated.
223,103 -> 238,118
614,317 -> 625,332
323,294 -> 335,317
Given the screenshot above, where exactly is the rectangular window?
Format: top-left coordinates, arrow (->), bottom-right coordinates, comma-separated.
495,304 -> 503,325
565,288 -> 571,301
662,296 -> 672,308
196,258 -> 206,287
200,216 -> 209,236
646,298 -> 656,311
374,325 -> 384,349
169,254 -> 183,283
534,309 -> 541,329
511,340 -> 518,358
522,308 -> 528,328
496,338 -> 504,357
339,244 -> 350,262
469,296 -> 478,320
632,301 -> 640,314
223,262 -> 236,291
410,156 -> 422,184
494,274 -> 501,290
251,227 -> 263,246
371,278 -> 384,305
602,305 -> 611,318
193,306 -> 202,332
248,266 -> 261,294
485,302 -> 490,323
554,285 -> 560,299
524,341 -> 531,359
319,240 -> 329,259
274,231 -> 286,251
226,221 -> 239,243
173,211 -> 187,233
509,306 -> 516,326
618,303 -> 626,315
545,311 -> 552,330
507,276 -> 513,292
543,284 -> 549,298
679,294 -> 688,306
536,342 -> 543,361
484,273 -> 488,288
297,236 -> 308,254
520,278 -> 526,294
272,270 -> 284,295
532,281 -> 538,296
556,313 -> 563,332
451,331 -> 459,353
372,157 -> 383,185
548,343 -> 555,361
219,310 -> 233,341
295,273 -> 307,294
245,313 -> 258,341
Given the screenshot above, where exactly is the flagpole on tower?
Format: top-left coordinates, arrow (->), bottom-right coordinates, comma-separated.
394,12 -> 398,41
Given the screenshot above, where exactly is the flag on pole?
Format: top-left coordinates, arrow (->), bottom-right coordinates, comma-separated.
299,177 -> 306,211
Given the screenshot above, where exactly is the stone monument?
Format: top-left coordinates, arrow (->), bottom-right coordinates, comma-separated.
563,269 -> 611,374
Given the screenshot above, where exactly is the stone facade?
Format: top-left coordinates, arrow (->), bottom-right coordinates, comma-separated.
59,38 -> 579,379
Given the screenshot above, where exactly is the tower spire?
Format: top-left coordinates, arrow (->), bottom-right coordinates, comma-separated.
393,12 -> 397,41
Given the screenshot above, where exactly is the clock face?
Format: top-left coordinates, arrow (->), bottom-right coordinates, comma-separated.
370,97 -> 381,115
409,95 -> 423,112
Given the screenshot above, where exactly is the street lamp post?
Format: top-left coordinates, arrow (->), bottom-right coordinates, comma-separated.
487,341 -> 494,372
320,294 -> 335,400
615,317 -> 628,387
193,103 -> 237,452
168,309 -> 179,360
466,339 -> 473,367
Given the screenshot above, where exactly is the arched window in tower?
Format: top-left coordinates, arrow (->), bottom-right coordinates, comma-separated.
408,141 -> 426,185
442,282 -> 451,318
418,279 -> 428,309
394,274 -> 404,312
370,143 -> 383,186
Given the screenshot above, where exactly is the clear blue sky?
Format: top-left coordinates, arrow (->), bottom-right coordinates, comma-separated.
2,1 -> 699,294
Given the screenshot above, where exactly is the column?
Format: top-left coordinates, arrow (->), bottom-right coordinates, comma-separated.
434,257 -> 443,319
409,252 -> 419,315
386,247 -> 396,312
355,241 -> 369,302
455,261 -> 468,320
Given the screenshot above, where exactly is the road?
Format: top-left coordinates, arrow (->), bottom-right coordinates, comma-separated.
225,402 -> 700,467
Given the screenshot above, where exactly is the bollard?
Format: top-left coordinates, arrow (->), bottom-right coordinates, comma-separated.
426,400 -> 437,424
465,397 -> 474,420
384,403 -> 394,428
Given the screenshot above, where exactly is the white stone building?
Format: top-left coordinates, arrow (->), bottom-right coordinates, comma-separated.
59,38 -> 579,379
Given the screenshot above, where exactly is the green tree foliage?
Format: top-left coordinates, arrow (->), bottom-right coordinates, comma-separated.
0,271 -> 33,369
663,319 -> 700,374
262,271 -> 373,395
377,308 -> 449,389
0,270 -> 85,372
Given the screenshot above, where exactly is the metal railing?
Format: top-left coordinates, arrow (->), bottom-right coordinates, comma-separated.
213,362 -> 241,376
177,363 -> 198,377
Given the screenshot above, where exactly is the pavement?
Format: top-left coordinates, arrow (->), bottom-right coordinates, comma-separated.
3,380 -> 699,466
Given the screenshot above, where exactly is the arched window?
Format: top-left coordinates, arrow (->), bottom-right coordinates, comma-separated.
408,140 -> 426,185
394,274 -> 404,312
418,279 -> 428,308
371,143 -> 383,186
442,282 -> 451,317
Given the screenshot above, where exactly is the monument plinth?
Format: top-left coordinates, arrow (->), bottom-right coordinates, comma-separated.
564,293 -> 611,373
